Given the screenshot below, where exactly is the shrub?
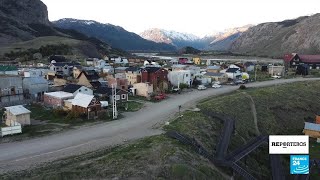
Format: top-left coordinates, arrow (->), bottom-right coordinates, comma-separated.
53,108 -> 68,117
239,85 -> 247,90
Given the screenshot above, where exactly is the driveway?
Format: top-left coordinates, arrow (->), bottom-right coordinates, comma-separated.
0,78 -> 318,173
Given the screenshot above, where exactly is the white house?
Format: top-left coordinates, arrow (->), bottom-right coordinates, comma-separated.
226,68 -> 242,80
168,70 -> 192,87
228,64 -> 241,70
62,84 -> 93,97
112,57 -> 128,65
94,60 -> 106,69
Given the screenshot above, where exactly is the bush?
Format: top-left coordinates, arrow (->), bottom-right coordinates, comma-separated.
179,83 -> 189,90
66,110 -> 80,120
239,85 -> 247,90
53,108 -> 68,117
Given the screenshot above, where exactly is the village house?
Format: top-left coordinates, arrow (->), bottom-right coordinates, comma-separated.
77,70 -> 101,89
268,65 -> 285,76
224,68 -> 242,80
207,65 -> 221,73
107,77 -> 128,90
44,91 -> 74,108
0,76 -> 24,105
168,70 -> 192,87
203,72 -> 228,83
22,77 -> 48,100
178,57 -> 192,65
244,62 -> 255,72
49,62 -> 81,76
95,87 -> 128,104
110,56 -> 128,66
284,53 -> 320,70
132,83 -> 153,98
171,64 -> 188,71
125,67 -> 141,85
85,58 -> 94,66
64,93 -> 102,119
73,66 -> 83,79
193,57 -> 201,65
0,66 -> 18,75
303,122 -> 320,142
4,105 -> 31,126
141,67 -> 169,92
22,69 -> 48,78
62,84 -> 93,96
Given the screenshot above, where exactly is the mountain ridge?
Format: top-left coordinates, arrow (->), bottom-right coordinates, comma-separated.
230,14 -> 320,57
53,18 -> 176,52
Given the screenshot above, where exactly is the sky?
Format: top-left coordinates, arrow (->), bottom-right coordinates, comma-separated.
41,0 -> 320,37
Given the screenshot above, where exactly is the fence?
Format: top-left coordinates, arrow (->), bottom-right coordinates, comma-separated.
0,122 -> 22,137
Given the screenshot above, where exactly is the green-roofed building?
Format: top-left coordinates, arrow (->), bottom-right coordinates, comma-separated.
0,66 -> 18,75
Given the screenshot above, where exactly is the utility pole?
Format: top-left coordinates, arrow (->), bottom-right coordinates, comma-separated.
112,84 -> 118,119
254,64 -> 257,81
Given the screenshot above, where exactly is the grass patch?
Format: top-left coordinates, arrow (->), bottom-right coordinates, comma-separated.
1,135 -> 226,180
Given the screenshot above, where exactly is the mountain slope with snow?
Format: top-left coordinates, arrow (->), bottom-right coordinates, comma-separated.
53,19 -> 176,51
207,25 -> 252,51
140,28 -> 207,49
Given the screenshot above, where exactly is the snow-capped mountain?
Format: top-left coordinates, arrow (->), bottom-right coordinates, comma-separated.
140,26 -> 252,51
140,28 -> 206,49
53,19 -> 176,51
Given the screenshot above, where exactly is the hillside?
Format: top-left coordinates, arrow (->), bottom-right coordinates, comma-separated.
0,0 -> 125,59
4,81 -> 320,179
178,46 -> 201,54
53,19 -> 176,52
230,14 -> 320,58
208,25 -> 251,51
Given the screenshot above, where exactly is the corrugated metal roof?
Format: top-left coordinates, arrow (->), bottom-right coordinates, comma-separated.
70,93 -> 94,108
23,77 -> 47,84
45,91 -> 74,99
207,65 -> 221,70
5,105 -> 31,115
304,122 -> 320,132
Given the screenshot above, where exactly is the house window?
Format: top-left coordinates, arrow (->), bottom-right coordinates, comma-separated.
11,87 -> 15,95
85,89 -> 88,91
121,94 -> 126,100
186,74 -> 189,77
116,95 -> 120,100
79,90 -> 82,92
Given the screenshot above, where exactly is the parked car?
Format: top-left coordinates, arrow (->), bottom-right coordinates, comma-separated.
154,93 -> 167,101
234,79 -> 245,84
197,85 -> 207,90
212,84 -> 222,88
272,75 -> 281,79
213,81 -> 221,85
172,88 -> 181,94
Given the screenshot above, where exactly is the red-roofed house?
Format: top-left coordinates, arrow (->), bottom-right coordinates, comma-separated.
284,53 -> 320,69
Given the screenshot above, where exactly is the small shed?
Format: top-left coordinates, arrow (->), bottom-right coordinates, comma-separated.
303,122 -> 320,140
4,105 -> 31,126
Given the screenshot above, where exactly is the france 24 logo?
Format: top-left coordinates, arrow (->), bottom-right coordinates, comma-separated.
290,155 -> 309,174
